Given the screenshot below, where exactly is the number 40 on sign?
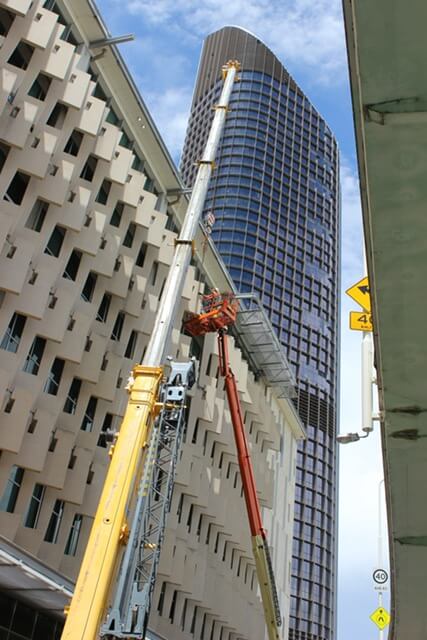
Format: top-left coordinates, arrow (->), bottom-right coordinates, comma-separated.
349,310 -> 373,332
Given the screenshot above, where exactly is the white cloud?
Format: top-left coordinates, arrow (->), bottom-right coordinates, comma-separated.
119,0 -> 347,85
143,86 -> 192,162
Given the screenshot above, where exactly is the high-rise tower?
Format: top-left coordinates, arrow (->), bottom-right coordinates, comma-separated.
181,27 -> 340,640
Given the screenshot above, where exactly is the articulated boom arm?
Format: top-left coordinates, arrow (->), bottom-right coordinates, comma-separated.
217,330 -> 282,640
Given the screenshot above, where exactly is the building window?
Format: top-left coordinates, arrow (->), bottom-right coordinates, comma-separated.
81,396 -> 97,432
123,222 -> 136,248
119,130 -> 132,149
7,41 -> 34,69
0,142 -> 10,173
132,153 -> 144,172
63,249 -> 82,281
124,330 -> 137,359
24,483 -> 45,528
64,513 -> 83,556
97,413 -> 113,448
111,311 -> 125,341
0,8 -> 15,36
25,199 -> 49,232
44,225 -> 66,257
0,466 -> 24,513
63,377 -> 82,414
95,179 -> 112,205
150,261 -> 159,286
96,293 -> 111,322
64,129 -> 83,156
22,336 -> 46,375
106,107 -> 120,125
0,312 -> 26,353
46,102 -> 68,128
80,155 -> 98,182
81,271 -> 97,302
135,242 -> 147,268
4,171 -> 30,205
110,202 -> 124,227
44,499 -> 64,543
28,73 -> 52,101
43,357 -> 65,395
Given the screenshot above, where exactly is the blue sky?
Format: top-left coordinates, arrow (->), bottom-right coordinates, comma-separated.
95,0 -> 390,637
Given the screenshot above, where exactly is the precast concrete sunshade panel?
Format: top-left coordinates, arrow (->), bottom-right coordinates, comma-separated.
342,1 -> 427,639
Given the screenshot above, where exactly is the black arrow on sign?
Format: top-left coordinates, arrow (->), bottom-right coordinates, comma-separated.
358,285 -> 370,295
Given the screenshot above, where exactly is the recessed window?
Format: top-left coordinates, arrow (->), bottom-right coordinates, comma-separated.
46,102 -> 68,128
96,293 -> 111,323
122,222 -> 136,248
150,261 -> 159,286
124,330 -> 137,359
24,483 -> 45,528
63,377 -> 82,414
64,513 -> 83,556
45,225 -> 66,257
25,199 -> 49,232
63,249 -> 82,281
28,73 -> 52,101
80,155 -> 98,182
0,8 -> 15,37
131,154 -> 144,172
22,336 -> 46,375
8,41 -> 34,70
119,130 -> 132,149
64,129 -> 83,156
4,171 -> 30,205
0,142 -> 10,173
106,107 -> 119,126
81,396 -> 97,432
81,271 -> 97,302
44,499 -> 64,543
0,466 -> 24,513
43,357 -> 65,395
110,201 -> 124,227
95,179 -> 112,205
135,242 -> 147,268
111,311 -> 125,341
0,312 -> 26,353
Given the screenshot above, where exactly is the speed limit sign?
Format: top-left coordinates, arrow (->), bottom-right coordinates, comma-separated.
373,569 -> 388,585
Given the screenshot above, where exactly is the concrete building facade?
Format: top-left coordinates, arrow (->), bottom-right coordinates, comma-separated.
0,3 -> 303,640
181,27 -> 340,640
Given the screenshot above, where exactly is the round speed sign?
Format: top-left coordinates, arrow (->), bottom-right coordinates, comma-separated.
373,569 -> 388,585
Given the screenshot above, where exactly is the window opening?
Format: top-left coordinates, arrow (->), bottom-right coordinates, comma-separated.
63,249 -> 82,280
132,154 -> 144,172
106,107 -> 120,125
110,201 -> 124,227
28,73 -> 51,101
44,499 -> 64,543
135,242 -> 147,267
63,377 -> 82,414
64,129 -> 83,156
119,130 -> 132,149
25,199 -> 49,232
80,155 -> 98,181
124,330 -> 137,359
81,396 -> 97,432
0,466 -> 24,513
81,271 -> 97,302
45,225 -> 66,257
95,179 -> 112,205
111,311 -> 125,341
122,222 -> 136,248
97,412 -> 113,448
0,142 -> 10,173
7,41 -> 34,69
24,483 -> 45,528
4,171 -> 30,205
0,8 -> 15,36
64,514 -> 83,556
96,293 -> 111,322
46,102 -> 68,128
22,336 -> 46,375
0,313 -> 26,353
43,357 -> 65,395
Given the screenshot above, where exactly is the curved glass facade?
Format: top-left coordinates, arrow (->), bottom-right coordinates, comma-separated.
181,28 -> 340,640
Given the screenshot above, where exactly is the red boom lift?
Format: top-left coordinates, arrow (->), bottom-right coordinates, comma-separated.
184,292 -> 282,640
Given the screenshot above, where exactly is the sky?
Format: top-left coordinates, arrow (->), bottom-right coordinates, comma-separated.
95,0 -> 390,637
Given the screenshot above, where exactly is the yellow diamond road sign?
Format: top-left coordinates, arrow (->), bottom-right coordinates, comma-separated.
370,606 -> 391,630
349,311 -> 373,332
346,276 -> 371,311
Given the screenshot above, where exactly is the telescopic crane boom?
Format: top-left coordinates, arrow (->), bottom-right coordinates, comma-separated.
61,60 -> 241,640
